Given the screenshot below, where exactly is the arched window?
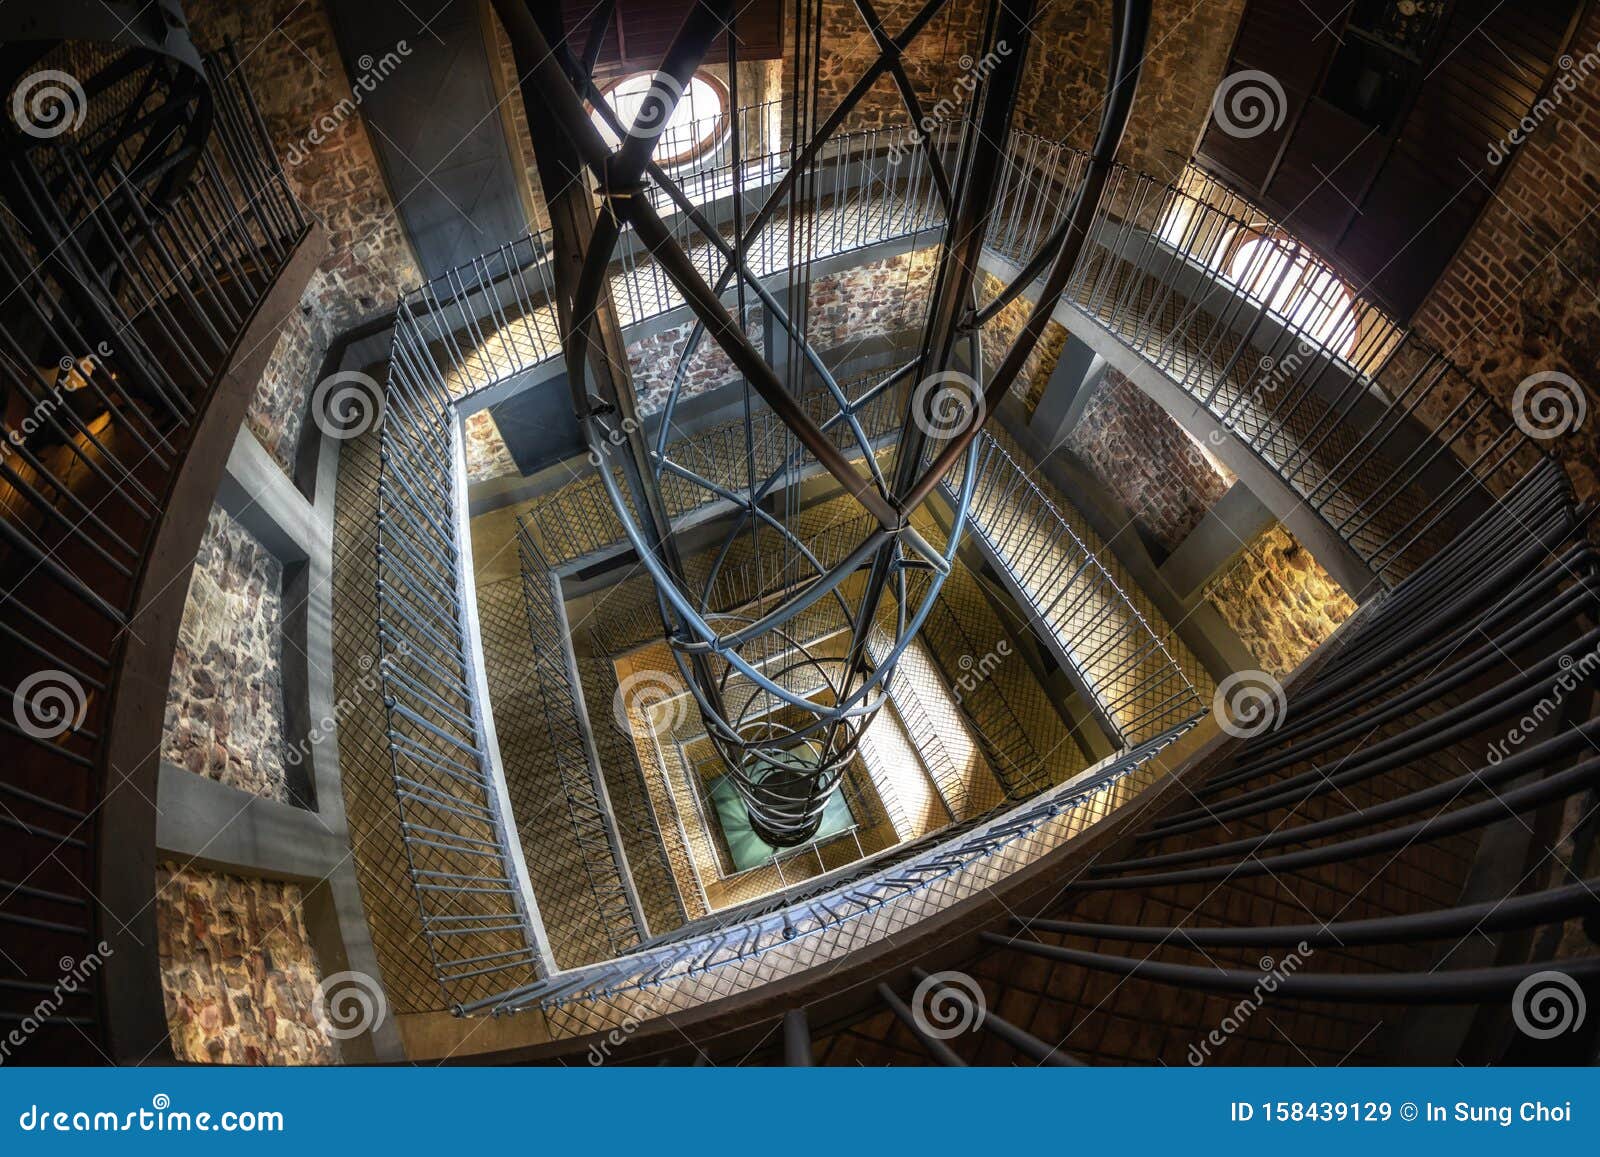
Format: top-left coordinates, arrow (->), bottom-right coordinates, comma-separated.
591,71 -> 728,168
1225,232 -> 1358,355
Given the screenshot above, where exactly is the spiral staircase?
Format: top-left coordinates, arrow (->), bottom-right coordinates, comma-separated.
0,0 -> 1594,1067
0,1 -> 315,1061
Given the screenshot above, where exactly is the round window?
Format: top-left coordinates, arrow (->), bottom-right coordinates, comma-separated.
591,71 -> 728,168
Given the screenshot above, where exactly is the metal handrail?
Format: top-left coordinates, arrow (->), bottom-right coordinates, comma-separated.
372,104 -> 1558,1017
0,38 -> 307,1058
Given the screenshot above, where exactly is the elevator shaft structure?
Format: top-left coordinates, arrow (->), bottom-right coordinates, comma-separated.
494,0 -> 1150,847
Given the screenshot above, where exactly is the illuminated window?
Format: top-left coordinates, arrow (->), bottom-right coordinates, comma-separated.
591,71 -> 728,168
1226,234 -> 1357,354
1151,170 -> 1369,361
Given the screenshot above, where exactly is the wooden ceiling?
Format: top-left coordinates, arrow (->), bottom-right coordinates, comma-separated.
558,0 -> 786,68
1195,0 -> 1584,318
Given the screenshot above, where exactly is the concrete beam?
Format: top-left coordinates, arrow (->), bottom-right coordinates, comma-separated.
216,425 -> 328,563
156,761 -> 345,880
1159,481 -> 1278,599
1027,335 -> 1106,452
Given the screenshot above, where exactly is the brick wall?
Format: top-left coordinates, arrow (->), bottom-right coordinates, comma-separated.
1064,368 -> 1231,553
157,864 -> 338,1065
804,247 -> 938,349
625,308 -> 765,413
1410,5 -> 1600,504
163,506 -> 293,803
188,0 -> 424,474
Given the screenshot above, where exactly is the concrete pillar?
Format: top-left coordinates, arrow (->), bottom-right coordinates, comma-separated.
1027,333 -> 1106,452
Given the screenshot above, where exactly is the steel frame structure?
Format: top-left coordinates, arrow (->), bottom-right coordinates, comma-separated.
492,0 -> 1152,847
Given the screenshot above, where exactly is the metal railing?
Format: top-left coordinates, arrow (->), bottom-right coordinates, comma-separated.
371,103 -> 1555,1017
0,38 -> 307,1057
952,432 -> 1205,745
985,147 -> 1549,586
376,293 -> 547,1006
515,520 -> 646,954
460,723 -> 1194,1019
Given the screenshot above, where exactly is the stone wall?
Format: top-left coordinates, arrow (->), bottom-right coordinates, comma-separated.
1206,526 -> 1357,678
977,270 -> 1069,409
188,0 -> 424,474
804,248 -> 938,351
245,268 -> 338,473
163,506 -> 294,803
625,308 -> 764,414
1410,4 -> 1600,505
1019,0 -> 1246,183
1063,368 -> 1231,554
157,864 -> 338,1065
464,410 -> 519,484
816,0 -> 1245,184
817,0 -> 988,131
